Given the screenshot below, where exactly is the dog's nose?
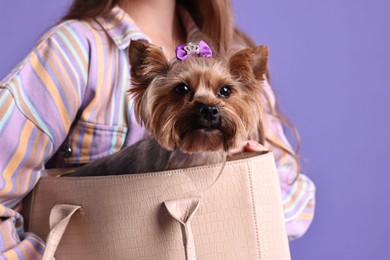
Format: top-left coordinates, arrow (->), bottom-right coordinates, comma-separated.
199,104 -> 219,121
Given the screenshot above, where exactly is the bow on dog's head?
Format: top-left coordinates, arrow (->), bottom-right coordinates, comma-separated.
175,41 -> 213,61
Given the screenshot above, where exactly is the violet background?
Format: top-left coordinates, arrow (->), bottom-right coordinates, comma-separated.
1,0 -> 389,259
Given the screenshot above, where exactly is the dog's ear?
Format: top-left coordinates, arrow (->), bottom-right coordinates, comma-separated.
128,40 -> 170,85
128,40 -> 170,126
229,45 -> 268,83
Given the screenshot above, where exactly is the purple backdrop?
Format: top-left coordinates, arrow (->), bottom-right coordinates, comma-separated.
1,0 -> 389,259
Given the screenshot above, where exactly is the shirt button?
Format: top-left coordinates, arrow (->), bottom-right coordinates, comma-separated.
60,144 -> 72,158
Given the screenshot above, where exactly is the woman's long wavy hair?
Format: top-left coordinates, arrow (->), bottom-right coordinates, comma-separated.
62,0 -> 236,51
62,0 -> 301,177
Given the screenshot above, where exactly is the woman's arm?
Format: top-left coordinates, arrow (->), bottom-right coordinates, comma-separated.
0,89 -> 52,257
261,79 -> 316,240
232,77 -> 316,240
0,21 -> 88,258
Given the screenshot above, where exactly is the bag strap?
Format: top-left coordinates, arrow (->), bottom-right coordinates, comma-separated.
42,200 -> 201,260
43,168 -> 77,177
43,204 -> 83,260
164,197 -> 201,260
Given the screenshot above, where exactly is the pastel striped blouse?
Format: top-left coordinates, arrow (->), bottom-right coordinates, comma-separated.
0,6 -> 315,259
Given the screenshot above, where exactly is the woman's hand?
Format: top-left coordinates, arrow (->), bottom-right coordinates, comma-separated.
228,140 -> 268,156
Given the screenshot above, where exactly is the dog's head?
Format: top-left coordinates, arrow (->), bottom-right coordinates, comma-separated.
128,40 -> 268,153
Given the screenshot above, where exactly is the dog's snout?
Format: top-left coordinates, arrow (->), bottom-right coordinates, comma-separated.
199,104 -> 219,121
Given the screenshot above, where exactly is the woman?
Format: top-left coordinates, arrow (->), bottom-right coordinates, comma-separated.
0,0 -> 315,258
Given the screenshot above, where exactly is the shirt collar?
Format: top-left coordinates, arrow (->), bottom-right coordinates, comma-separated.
95,5 -> 202,50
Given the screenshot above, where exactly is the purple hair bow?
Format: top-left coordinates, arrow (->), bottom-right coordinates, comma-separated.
175,40 -> 212,61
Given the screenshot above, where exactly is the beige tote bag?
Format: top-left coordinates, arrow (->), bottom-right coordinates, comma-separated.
23,151 -> 290,260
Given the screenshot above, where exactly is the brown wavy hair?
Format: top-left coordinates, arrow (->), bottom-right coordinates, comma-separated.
62,0 -> 234,52
62,0 -> 301,177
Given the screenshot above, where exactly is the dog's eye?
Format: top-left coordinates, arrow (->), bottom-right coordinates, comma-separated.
218,86 -> 232,98
174,84 -> 191,96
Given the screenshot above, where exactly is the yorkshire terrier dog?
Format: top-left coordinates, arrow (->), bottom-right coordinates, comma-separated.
69,40 -> 268,176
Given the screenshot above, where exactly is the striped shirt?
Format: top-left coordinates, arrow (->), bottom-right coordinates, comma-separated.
0,6 -> 315,259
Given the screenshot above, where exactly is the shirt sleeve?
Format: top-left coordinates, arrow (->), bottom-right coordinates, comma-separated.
261,79 -> 316,241
0,22 -> 88,258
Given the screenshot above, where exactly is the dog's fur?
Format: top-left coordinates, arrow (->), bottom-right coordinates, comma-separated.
69,40 -> 268,176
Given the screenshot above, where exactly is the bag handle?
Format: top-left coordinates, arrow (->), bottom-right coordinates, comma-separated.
43,201 -> 200,260
43,204 -> 83,260
164,197 -> 201,260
